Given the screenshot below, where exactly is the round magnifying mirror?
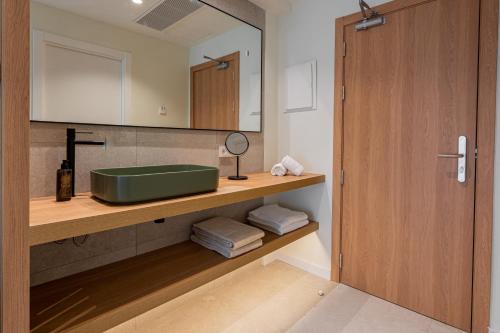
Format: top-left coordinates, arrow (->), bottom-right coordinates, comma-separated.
225,132 -> 249,180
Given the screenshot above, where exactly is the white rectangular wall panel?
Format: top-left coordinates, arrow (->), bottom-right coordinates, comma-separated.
285,60 -> 317,112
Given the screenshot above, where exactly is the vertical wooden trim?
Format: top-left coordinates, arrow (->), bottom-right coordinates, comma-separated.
331,18 -> 344,282
1,0 -> 30,332
472,0 -> 498,331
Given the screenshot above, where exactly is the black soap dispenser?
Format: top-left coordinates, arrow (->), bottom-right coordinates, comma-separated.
56,160 -> 72,202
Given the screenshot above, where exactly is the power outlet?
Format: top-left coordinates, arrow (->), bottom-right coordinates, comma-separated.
218,145 -> 233,158
159,105 -> 167,116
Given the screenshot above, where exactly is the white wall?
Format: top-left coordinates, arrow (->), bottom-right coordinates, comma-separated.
268,0 -> 389,279
263,13 -> 279,170
490,13 -> 500,333
189,25 -> 262,131
271,0 -> 500,330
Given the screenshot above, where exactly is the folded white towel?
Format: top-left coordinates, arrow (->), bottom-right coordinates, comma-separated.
191,235 -> 263,258
249,204 -> 308,226
247,215 -> 308,233
281,155 -> 304,176
271,163 -> 287,176
192,217 -> 264,249
248,217 -> 309,236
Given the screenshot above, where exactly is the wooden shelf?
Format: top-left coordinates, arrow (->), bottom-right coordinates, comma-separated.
30,222 -> 319,333
30,173 -> 325,246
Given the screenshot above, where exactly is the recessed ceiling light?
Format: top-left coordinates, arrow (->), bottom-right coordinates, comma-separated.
132,0 -> 143,4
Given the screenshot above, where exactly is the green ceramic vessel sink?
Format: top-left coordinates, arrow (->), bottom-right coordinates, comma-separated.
90,165 -> 219,204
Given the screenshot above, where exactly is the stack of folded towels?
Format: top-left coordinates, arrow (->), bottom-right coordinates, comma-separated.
247,204 -> 309,235
191,217 -> 265,258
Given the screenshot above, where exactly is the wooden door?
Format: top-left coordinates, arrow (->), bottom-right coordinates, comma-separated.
191,52 -> 239,130
340,0 -> 479,330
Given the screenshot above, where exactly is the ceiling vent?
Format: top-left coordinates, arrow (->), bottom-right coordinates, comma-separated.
136,0 -> 204,31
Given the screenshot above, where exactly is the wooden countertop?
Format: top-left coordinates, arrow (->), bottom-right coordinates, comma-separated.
30,173 -> 325,246
31,222 -> 319,333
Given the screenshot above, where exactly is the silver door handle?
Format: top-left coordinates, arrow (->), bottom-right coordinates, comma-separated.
437,136 -> 466,183
437,153 -> 464,158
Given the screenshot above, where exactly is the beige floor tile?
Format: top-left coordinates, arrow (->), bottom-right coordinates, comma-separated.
289,284 -> 465,333
106,319 -> 137,333
288,284 -> 370,333
113,261 -> 327,333
341,317 -> 427,333
427,320 -> 466,333
348,296 -> 432,333
104,264 -> 465,333
222,271 -> 336,333
129,259 -> 263,325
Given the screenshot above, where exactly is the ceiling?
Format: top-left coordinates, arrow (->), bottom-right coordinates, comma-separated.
248,0 -> 292,15
33,0 -> 244,47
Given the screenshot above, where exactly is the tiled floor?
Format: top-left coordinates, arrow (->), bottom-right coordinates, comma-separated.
289,285 -> 466,333
106,260 -> 465,333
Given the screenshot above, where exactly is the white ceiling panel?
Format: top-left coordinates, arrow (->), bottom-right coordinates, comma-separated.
33,0 -> 245,46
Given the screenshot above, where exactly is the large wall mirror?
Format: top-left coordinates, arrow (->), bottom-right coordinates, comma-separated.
30,0 -> 263,132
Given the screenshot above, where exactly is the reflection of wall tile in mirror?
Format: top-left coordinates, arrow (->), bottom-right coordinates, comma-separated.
30,226 -> 136,286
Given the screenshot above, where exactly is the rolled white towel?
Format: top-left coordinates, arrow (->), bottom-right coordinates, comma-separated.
271,163 -> 287,176
281,155 -> 304,176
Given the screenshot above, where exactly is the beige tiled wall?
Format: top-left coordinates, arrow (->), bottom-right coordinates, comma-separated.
30,123 -> 264,197
30,122 -> 264,286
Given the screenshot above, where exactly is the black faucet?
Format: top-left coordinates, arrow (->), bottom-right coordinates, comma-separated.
66,128 -> 106,197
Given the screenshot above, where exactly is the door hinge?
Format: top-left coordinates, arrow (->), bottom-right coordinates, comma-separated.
475,147 -> 478,159
343,41 -> 346,57
340,169 -> 345,185
342,86 -> 346,101
339,253 -> 343,270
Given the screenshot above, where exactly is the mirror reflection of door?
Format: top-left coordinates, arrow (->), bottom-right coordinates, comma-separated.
190,52 -> 240,131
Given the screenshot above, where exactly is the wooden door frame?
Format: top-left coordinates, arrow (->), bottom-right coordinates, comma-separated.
0,0 -> 31,332
190,51 -> 240,130
332,0 -> 498,332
